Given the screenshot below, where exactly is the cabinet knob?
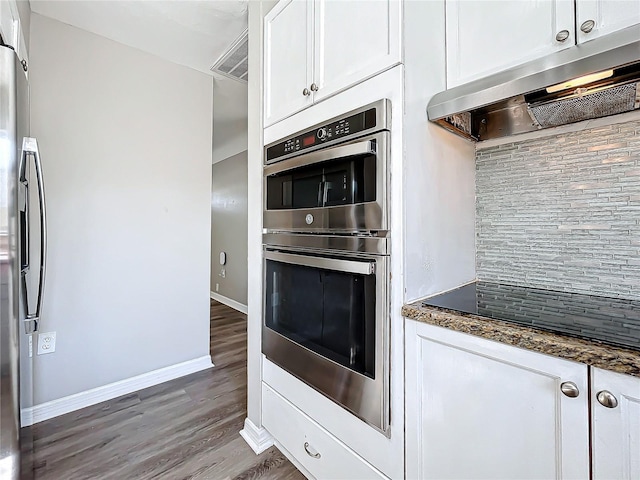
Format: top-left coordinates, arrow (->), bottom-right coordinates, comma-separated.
310,83 -> 319,92
21,59 -> 28,72
303,441 -> 321,459
596,390 -> 618,408
302,87 -> 311,96
580,19 -> 595,33
555,30 -> 570,42
560,381 -> 580,398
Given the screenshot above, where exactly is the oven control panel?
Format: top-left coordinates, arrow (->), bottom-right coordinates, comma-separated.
266,106 -> 378,163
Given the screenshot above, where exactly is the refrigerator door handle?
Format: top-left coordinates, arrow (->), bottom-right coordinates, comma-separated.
19,143 -> 32,323
19,177 -> 29,274
20,137 -> 47,334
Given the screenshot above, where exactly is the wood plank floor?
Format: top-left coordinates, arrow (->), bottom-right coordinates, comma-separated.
21,300 -> 305,480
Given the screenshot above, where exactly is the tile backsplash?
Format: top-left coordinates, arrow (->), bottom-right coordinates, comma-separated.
476,120 -> 640,300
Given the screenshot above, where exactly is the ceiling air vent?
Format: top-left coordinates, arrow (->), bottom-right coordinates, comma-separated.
211,29 -> 248,82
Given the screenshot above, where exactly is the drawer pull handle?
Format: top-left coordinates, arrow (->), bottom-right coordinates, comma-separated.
304,441 -> 321,459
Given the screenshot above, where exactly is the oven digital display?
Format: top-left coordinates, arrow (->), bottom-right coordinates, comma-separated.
266,105 -> 378,162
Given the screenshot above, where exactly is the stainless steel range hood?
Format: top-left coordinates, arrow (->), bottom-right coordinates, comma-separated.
427,25 -> 640,142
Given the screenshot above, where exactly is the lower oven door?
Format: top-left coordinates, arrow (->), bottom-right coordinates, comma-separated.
262,247 -> 389,435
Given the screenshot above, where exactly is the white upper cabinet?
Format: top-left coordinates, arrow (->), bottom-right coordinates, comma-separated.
591,367 -> 640,480
446,0 -> 640,88
0,0 -> 28,68
405,321 -> 590,480
446,0 -> 575,88
264,0 -> 401,126
264,0 -> 314,127
0,0 -> 18,51
313,0 -> 401,102
576,0 -> 640,43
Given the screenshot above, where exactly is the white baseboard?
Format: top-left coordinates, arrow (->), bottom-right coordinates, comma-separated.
21,355 -> 213,427
240,417 -> 274,455
210,291 -> 248,314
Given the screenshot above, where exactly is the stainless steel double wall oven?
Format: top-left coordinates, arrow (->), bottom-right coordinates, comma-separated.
262,99 -> 391,435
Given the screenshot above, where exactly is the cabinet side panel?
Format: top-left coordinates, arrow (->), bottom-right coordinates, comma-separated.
403,0 -> 476,302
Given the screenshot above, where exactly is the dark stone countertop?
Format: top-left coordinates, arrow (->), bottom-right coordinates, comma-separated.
402,283 -> 640,378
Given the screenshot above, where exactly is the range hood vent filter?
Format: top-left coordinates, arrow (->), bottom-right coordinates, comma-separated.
426,25 -> 640,141
528,82 -> 640,128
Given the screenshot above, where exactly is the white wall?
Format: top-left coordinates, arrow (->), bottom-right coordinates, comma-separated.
213,76 -> 248,164
28,13 -> 213,405
211,151 -> 248,306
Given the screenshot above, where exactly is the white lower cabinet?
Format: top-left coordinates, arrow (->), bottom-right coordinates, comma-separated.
405,320 -> 590,480
262,383 -> 388,480
591,367 -> 640,480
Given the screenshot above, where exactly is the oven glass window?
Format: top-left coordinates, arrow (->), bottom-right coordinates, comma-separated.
265,259 -> 376,378
266,147 -> 377,210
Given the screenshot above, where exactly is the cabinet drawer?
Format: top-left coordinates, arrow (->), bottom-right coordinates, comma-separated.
262,383 -> 387,480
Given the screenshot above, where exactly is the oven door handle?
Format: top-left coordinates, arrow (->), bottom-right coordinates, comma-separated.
264,139 -> 376,177
264,251 -> 375,275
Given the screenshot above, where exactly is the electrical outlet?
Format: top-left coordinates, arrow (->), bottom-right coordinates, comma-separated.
28,336 -> 33,358
215,283 -> 219,292
221,268 -> 226,278
37,332 -> 56,355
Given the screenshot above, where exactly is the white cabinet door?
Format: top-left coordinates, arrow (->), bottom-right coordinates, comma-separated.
312,0 -> 401,101
405,321 -> 590,480
446,0 -> 575,88
264,0 -> 314,127
576,0 -> 640,44
591,367 -> 640,480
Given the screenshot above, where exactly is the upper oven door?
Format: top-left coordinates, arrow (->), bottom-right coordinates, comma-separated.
264,131 -> 389,234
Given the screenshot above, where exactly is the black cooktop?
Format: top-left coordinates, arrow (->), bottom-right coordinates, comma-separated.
422,281 -> 640,352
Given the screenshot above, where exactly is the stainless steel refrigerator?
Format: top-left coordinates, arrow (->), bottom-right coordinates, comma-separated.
0,43 -> 46,480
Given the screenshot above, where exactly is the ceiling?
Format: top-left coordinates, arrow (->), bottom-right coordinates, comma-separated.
30,0 -> 248,75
